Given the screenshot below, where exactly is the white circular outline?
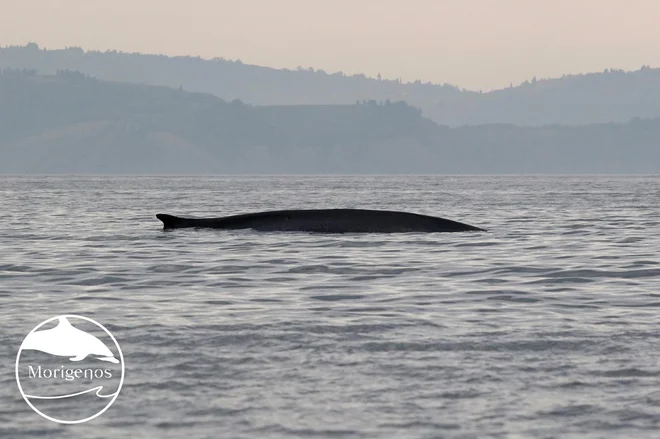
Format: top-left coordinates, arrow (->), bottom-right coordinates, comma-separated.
15,314 -> 125,424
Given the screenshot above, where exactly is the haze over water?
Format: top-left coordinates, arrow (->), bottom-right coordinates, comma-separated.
1,175 -> 659,438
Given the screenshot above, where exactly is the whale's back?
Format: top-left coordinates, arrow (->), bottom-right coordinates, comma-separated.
157,209 -> 484,233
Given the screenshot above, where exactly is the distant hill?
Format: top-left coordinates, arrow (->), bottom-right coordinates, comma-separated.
3,43 -> 660,126
1,70 -> 659,174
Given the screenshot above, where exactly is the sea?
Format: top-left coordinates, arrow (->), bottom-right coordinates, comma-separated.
1,175 -> 659,439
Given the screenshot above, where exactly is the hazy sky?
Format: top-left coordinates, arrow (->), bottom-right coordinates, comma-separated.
2,0 -> 659,90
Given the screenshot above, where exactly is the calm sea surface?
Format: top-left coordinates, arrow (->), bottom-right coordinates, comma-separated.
1,175 -> 659,438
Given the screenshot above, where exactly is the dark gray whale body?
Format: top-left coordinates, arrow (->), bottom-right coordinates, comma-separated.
156,209 -> 484,233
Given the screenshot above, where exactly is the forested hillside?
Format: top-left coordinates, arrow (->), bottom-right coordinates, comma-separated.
3,43 -> 660,126
1,70 -> 659,174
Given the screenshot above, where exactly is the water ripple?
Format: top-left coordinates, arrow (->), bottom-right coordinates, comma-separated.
1,175 -> 659,439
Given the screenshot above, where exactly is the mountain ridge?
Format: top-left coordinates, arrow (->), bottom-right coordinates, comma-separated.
1,70 -> 659,174
3,43 -> 660,126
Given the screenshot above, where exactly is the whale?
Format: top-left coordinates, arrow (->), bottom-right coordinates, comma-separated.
21,317 -> 119,364
156,209 -> 485,233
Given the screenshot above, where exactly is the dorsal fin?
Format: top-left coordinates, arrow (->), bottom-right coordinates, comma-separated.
156,214 -> 189,229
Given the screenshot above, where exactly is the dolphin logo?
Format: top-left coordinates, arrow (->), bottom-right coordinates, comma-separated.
21,316 -> 119,363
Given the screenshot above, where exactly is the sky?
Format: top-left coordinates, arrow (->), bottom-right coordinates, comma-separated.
2,0 -> 659,91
